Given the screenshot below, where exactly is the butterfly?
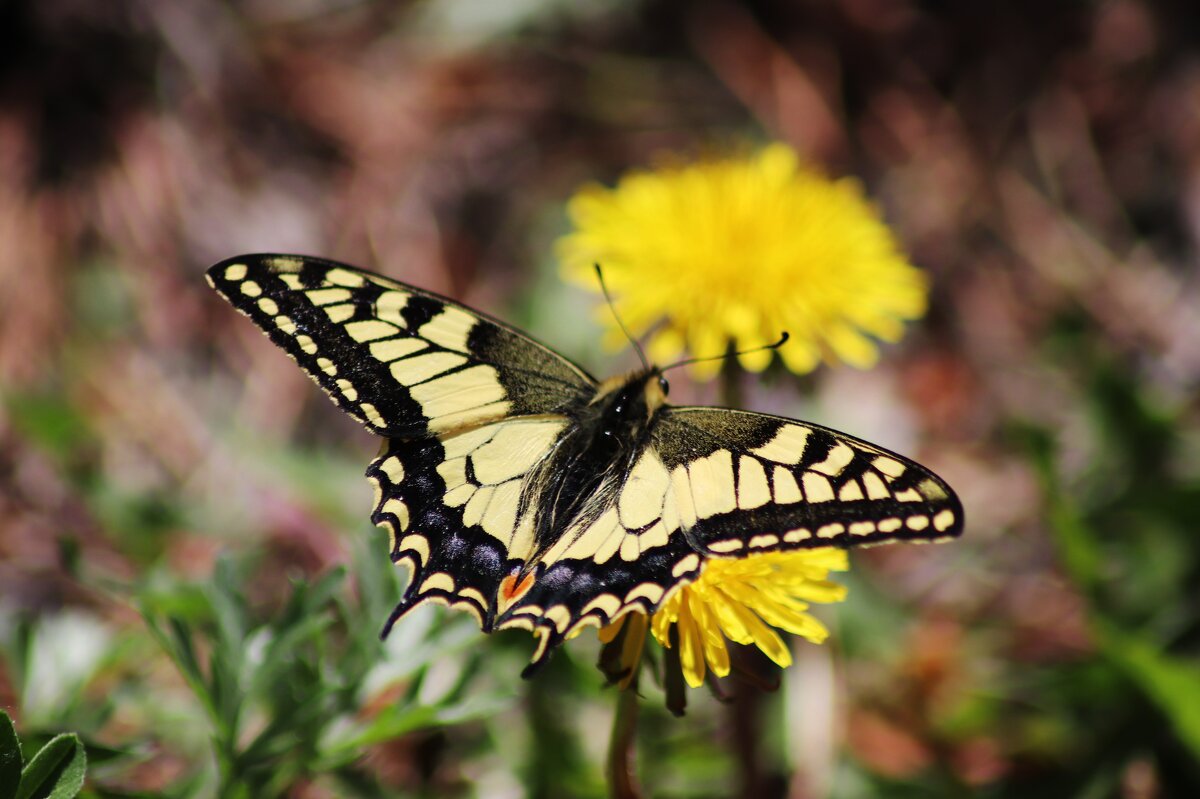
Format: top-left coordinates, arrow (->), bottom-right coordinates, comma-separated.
208,254 -> 963,674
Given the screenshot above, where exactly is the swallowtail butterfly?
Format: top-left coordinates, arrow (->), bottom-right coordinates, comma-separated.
208,254 -> 963,673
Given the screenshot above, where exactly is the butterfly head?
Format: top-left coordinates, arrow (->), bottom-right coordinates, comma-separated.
594,367 -> 669,419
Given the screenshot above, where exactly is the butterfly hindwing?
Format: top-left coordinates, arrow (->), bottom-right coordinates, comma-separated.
369,416 -> 571,630
206,255 -> 596,437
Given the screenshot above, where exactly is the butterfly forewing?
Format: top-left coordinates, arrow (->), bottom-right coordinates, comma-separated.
206,255 -> 596,437
651,408 -> 963,552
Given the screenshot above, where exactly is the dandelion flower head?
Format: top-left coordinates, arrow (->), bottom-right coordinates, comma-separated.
558,144 -> 927,377
603,548 -> 848,689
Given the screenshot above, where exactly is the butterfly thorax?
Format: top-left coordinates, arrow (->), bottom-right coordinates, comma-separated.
520,369 -> 667,567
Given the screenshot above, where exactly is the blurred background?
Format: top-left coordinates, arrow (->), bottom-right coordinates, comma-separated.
2,1 -> 1199,797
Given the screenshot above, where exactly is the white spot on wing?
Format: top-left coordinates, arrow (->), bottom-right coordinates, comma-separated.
689,450 -> 736,519
375,291 -> 409,324
873,456 -> 905,478
421,306 -> 476,352
443,484 -> 475,507
772,466 -> 802,503
369,338 -> 427,362
437,457 -> 468,490
441,425 -> 499,459
306,288 -> 352,306
750,425 -> 811,464
480,479 -> 522,540
862,471 -> 890,500
381,498 -> 409,530
817,523 -> 844,538
933,509 -> 956,531
323,303 -> 354,323
736,456 -> 771,509
325,268 -> 366,288
379,456 -> 404,483
345,320 -> 400,343
672,553 -> 701,577
708,539 -> 744,553
802,472 -> 834,502
410,366 -> 507,425
638,520 -> 669,550
391,352 -> 469,386
838,480 -> 865,501
471,420 -> 563,485
398,534 -> 429,562
463,485 -> 495,528
670,467 -> 697,529
811,443 -> 855,476
618,450 -> 671,530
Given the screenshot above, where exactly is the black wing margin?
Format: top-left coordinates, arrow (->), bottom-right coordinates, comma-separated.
207,254 -> 596,437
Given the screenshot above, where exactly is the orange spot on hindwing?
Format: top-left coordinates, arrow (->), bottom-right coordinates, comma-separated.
500,571 -> 535,604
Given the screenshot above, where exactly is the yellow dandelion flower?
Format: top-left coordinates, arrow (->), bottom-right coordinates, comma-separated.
557,144 -> 927,377
602,548 -> 848,689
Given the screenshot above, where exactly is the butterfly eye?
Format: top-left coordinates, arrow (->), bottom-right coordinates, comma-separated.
658,375 -> 670,396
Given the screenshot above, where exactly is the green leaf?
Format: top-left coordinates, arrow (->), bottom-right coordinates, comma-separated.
1,711 -> 22,799
1099,623 -> 1200,761
325,692 -> 512,756
15,733 -> 86,799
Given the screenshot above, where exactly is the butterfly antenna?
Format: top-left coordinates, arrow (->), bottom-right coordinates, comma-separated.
594,264 -> 650,371
660,332 -> 790,373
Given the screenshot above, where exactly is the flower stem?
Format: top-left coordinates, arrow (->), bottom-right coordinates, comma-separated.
607,676 -> 643,799
730,648 -> 767,799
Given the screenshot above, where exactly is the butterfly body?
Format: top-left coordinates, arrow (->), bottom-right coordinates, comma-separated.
521,369 -> 667,563
208,254 -> 963,673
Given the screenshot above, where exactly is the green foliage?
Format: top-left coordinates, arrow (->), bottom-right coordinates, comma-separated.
137,547 -> 511,798
1006,327 -> 1200,795
1099,624 -> 1200,763
6,3 -> 1200,794
0,710 -> 87,799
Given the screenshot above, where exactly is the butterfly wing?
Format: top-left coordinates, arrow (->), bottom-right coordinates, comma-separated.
208,253 -> 598,636
650,407 -> 963,551
492,405 -> 963,673
207,254 -> 596,437
369,415 -> 571,632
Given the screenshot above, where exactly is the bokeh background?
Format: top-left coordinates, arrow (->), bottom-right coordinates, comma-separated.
2,1 -> 1200,797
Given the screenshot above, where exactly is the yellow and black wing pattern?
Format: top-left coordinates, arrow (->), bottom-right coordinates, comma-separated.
208,254 -> 963,677
475,407 -> 962,671
206,254 -> 596,437
649,408 -> 962,552
208,254 -> 594,657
